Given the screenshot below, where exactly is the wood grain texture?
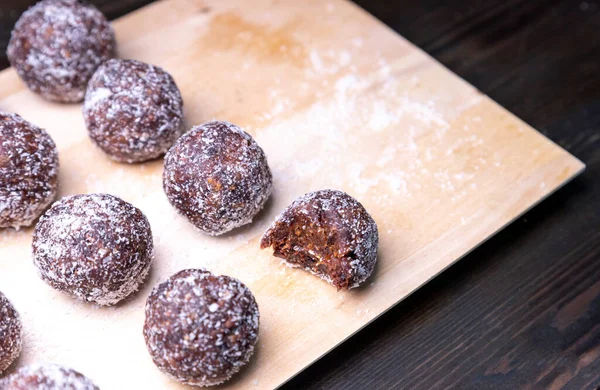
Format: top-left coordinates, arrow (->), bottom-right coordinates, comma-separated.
0,1 -> 597,388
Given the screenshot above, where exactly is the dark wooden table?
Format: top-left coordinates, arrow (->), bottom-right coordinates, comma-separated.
1,1 -> 599,389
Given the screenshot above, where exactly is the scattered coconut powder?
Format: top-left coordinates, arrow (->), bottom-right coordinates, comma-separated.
253,45 -> 490,199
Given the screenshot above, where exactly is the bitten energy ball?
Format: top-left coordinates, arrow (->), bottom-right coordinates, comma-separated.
7,0 -> 115,103
83,59 -> 184,163
0,291 -> 22,374
0,112 -> 59,229
163,121 -> 272,235
32,193 -> 154,306
1,364 -> 98,390
261,189 -> 378,289
143,269 -> 260,387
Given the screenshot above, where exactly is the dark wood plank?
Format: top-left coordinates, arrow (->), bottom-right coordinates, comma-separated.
1,1 -> 599,389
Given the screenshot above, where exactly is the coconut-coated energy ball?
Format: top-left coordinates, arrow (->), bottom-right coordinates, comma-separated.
0,291 -> 22,375
83,59 -> 184,163
143,269 -> 260,387
1,364 -> 99,390
261,189 -> 379,290
7,0 -> 115,103
31,193 -> 154,306
163,121 -> 273,235
0,112 -> 59,229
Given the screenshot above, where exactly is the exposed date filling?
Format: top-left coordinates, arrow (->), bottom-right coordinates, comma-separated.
265,213 -> 356,289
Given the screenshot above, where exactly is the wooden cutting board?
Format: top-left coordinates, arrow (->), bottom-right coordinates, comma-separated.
0,0 -> 585,388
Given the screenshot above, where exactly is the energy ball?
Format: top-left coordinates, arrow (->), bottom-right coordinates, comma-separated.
32,193 -> 154,306
261,189 -> 378,290
0,291 -> 22,374
0,112 -> 59,229
143,269 -> 260,387
163,121 -> 272,235
1,364 -> 98,390
7,0 -> 115,103
83,59 -> 184,163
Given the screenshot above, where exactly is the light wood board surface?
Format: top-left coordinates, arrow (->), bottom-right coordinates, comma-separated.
0,0 -> 585,388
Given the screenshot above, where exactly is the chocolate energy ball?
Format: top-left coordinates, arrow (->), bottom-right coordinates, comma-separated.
0,291 -> 22,374
261,189 -> 379,290
1,364 -> 98,390
143,269 -> 260,387
163,121 -> 272,235
83,59 -> 184,163
0,112 -> 59,229
32,193 -> 154,306
7,0 -> 115,103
